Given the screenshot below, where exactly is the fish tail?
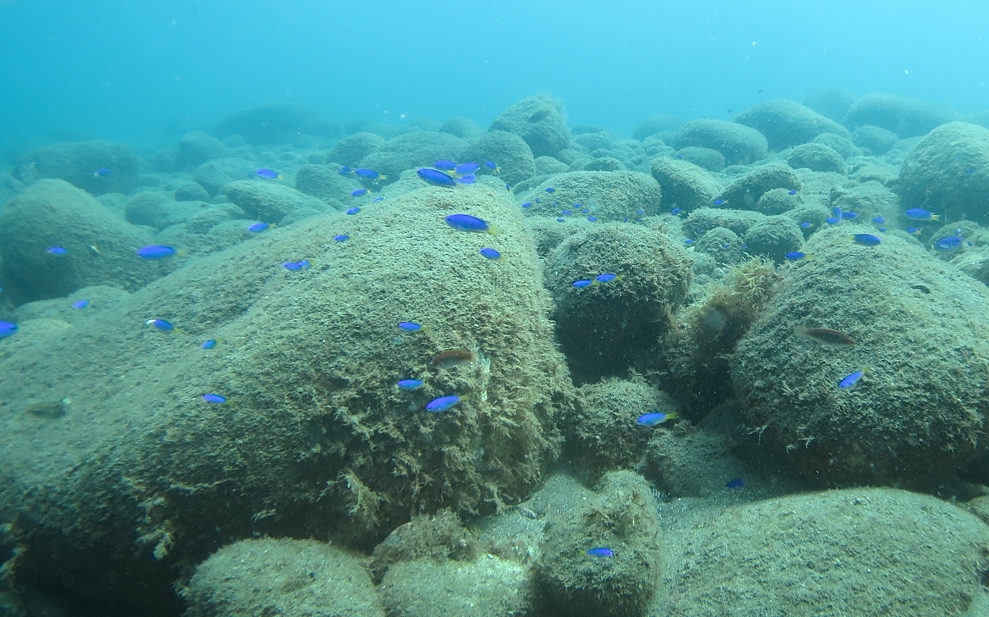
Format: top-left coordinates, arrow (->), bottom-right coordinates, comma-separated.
665,412 -> 677,422
487,225 -> 500,235
932,214 -> 942,221
793,325 -> 808,338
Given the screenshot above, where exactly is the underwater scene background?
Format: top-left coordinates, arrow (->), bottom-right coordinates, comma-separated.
3,1 -> 989,615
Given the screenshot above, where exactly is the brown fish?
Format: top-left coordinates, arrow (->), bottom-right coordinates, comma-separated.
430,349 -> 476,369
793,326 -> 856,347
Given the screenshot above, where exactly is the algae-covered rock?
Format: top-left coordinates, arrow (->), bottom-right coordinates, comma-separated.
536,471 -> 662,617
852,124 -> 900,155
534,156 -> 568,176
14,140 -> 139,195
325,132 -> 387,167
829,180 -> 901,224
0,185 -> 572,609
633,114 -> 687,141
755,187 -> 802,216
579,156 -> 625,172
458,130 -> 535,187
489,94 -> 572,158
695,227 -> 745,266
184,538 -> 384,617
520,171 -> 662,222
566,378 -> 677,482
293,163 -> 357,208
714,164 -> 802,210
213,103 -> 343,145
174,181 -> 210,202
787,143 -> 846,174
742,215 -> 804,263
802,87 -> 857,123
732,227 -> 989,488
439,116 -> 483,140
369,510 -> 477,583
734,100 -> 852,151
683,207 -> 766,239
545,224 -> 690,381
0,180 -> 159,305
663,488 -> 989,616
844,93 -> 959,138
176,131 -> 229,169
124,191 -> 206,230
380,557 -> 529,617
223,179 -> 330,223
672,119 -> 768,165
675,146 -> 725,172
358,131 -> 468,184
898,122 -> 989,223
812,132 -> 855,158
192,157 -> 255,197
649,157 -> 722,213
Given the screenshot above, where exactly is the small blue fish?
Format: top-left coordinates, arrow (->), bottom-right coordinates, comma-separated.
904,208 -> 941,221
0,321 -> 16,338
872,216 -> 885,224
338,166 -> 352,175
201,339 -> 217,350
426,395 -> 463,412
505,184 -> 512,191
372,197 -> 384,203
726,477 -> 745,490
586,547 -> 614,558
722,243 -> 731,249
712,199 -> 726,206
556,218 -> 565,223
799,222 -> 812,228
202,393 -> 227,404
934,236 -> 963,252
545,187 -> 556,193
561,209 -> 572,216
825,217 -> 839,225
282,260 -> 310,271
684,239 -> 694,245
351,188 -> 370,197
572,280 -> 593,288
676,153 -> 683,159
398,321 -> 425,332
434,160 -> 457,171
485,160 -> 499,172
73,299 -> 89,309
353,168 -> 384,180
637,411 -> 677,426
334,234 -> 350,242
838,369 -> 866,389
907,227 -> 922,235
788,189 -> 798,195
247,222 -> 270,233
346,207 -> 360,215
832,206 -> 842,219
479,247 -> 501,260
841,211 -> 858,220
878,227 -> 887,232
636,208 -> 646,216
521,202 -> 532,209
587,216 -> 598,222
456,174 -> 476,185
47,246 -> 67,255
965,167 -> 975,175
671,207 -> 683,216
93,168 -> 112,177
595,273 -> 620,283
136,245 -> 177,259
417,167 -> 458,187
445,214 -> 497,234
455,162 -> 479,176
785,251 -> 810,261
256,168 -> 282,180
397,379 -> 425,390
850,234 -> 881,246
146,319 -> 174,331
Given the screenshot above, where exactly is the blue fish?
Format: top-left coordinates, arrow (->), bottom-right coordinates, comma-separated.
455,162 -> 480,176
726,477 -> 745,490
282,260 -> 310,271
426,395 -> 463,412
372,197 -> 384,202
636,411 -> 677,426
832,206 -> 842,219
671,207 -> 683,216
785,251 -> 810,260
838,369 -> 866,389
872,216 -> 885,224
904,208 -> 940,221
799,222 -> 812,228
433,160 -> 457,170
353,168 -> 384,180
202,393 -> 227,404
445,214 -> 497,234
934,236 -> 963,252
417,167 -> 458,187
346,207 -> 360,215
712,199 -> 726,206
595,273 -> 620,283
334,234 -> 350,242
572,280 -> 593,288
93,168 -> 112,177
684,239 -> 694,245
256,168 -> 283,180
841,211 -> 858,220
73,299 -> 89,309
587,216 -> 598,222
397,379 -> 425,390
146,319 -> 174,331
136,245 -> 177,259
338,166 -> 352,175
788,189 -> 798,195
0,321 -> 17,338
398,321 -> 425,332
47,246 -> 67,255
456,174 -> 476,185
556,218 -> 565,223
521,202 -> 532,209
825,217 -> 839,225
248,222 -> 270,233
850,234 -> 881,246
907,227 -> 922,235
484,160 -> 498,172
201,339 -> 217,350
965,167 -> 975,175
351,188 -> 370,197
479,247 -> 501,260
586,547 -> 614,558
545,187 -> 556,193
636,208 -> 646,216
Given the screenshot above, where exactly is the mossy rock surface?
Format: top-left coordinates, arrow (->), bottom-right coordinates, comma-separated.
734,100 -> 851,151
650,157 -> 722,212
672,119 -> 768,165
519,170 -> 662,222
489,94 -> 572,158
844,93 -> 959,138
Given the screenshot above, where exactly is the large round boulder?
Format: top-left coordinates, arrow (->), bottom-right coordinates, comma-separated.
672,119 -> 768,165
357,131 -> 468,183
734,99 -> 852,151
844,93 -> 959,138
13,140 -> 139,195
649,158 -> 722,212
458,130 -> 535,187
520,171 -> 663,222
489,94 -> 572,158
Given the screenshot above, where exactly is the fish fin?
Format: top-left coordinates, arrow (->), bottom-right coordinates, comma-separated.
793,325 -> 808,337
932,214 -> 942,221
665,412 -> 677,422
487,225 -> 500,235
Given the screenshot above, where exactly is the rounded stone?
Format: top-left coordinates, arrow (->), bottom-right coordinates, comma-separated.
649,158 -> 722,213
734,100 -> 852,151
325,132 -> 387,167
489,94 -> 572,158
672,119 -> 769,165
520,171 -> 663,222
458,130 -> 535,187
13,140 -> 140,196
801,87 -> 857,123
742,215 -> 804,263
438,116 -> 483,140
675,146 -> 725,172
787,143 -> 846,174
844,93 -> 959,138
695,227 -> 745,266
714,164 -> 802,210
633,114 -> 687,141
174,181 -> 211,202
176,131 -> 228,168
852,125 -> 900,155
